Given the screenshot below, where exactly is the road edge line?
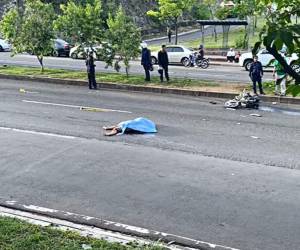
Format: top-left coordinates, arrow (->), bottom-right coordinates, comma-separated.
0,199 -> 239,250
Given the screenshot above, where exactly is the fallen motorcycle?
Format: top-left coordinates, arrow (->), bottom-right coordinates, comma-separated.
224,91 -> 260,109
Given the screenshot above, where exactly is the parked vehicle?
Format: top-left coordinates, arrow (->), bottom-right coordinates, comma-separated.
182,52 -> 210,69
0,39 -> 11,52
70,45 -> 101,60
151,45 -> 193,65
239,49 -> 300,72
52,39 -> 71,57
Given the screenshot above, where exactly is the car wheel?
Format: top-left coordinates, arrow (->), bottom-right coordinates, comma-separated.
151,56 -> 157,65
71,53 -> 78,59
291,62 -> 300,75
0,46 -> 3,52
244,60 -> 253,71
52,50 -> 59,57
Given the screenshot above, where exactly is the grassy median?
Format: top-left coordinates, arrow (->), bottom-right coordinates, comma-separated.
0,65 -> 249,93
0,216 -> 163,250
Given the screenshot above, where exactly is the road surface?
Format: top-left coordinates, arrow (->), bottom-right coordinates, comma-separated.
0,52 -> 274,83
1,78 -> 300,250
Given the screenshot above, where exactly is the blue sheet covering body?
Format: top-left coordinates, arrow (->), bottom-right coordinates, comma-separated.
118,117 -> 157,134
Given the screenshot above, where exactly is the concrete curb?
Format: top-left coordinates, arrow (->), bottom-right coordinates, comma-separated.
1,73 -> 300,105
0,199 -> 239,250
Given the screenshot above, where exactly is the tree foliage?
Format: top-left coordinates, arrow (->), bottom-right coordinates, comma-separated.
54,0 -> 104,47
147,0 -> 195,44
106,6 -> 141,76
0,0 -> 56,71
254,0 -> 300,95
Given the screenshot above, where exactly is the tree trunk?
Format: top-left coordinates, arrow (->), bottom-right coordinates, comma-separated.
266,45 -> 300,84
174,18 -> 178,45
37,56 -> 44,72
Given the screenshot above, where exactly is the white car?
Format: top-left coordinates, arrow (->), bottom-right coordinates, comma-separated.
0,39 -> 11,52
151,45 -> 193,65
239,49 -> 300,72
70,45 -> 101,59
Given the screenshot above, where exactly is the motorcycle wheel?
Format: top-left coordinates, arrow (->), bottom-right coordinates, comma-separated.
182,57 -> 191,67
199,60 -> 209,69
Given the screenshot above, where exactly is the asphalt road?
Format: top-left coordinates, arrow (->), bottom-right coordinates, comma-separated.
1,79 -> 300,250
0,52 -> 274,83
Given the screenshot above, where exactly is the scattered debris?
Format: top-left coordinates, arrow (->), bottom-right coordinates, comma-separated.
226,108 -> 236,111
209,101 -> 217,105
19,88 -> 39,94
80,107 -> 105,112
236,122 -> 241,125
81,244 -> 92,250
225,90 -> 260,109
250,136 -> 259,139
249,113 -> 262,117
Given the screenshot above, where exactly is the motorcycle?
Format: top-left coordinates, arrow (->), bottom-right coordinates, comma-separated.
224,90 -> 260,109
182,52 -> 210,69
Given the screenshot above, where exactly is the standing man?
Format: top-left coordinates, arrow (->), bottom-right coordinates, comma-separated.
273,56 -> 287,96
158,45 -> 169,82
86,51 -> 97,90
167,27 -> 172,43
249,56 -> 265,95
141,43 -> 152,82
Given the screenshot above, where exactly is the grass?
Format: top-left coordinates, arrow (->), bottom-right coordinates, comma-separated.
0,65 -> 223,89
0,216 -> 163,250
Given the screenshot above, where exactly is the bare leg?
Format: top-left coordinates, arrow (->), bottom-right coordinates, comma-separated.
103,125 -> 117,130
105,128 -> 119,136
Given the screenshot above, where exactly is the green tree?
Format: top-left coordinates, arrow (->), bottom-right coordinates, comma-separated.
54,0 -> 104,49
147,0 -> 196,45
0,0 -> 56,71
254,0 -> 300,95
107,6 -> 141,76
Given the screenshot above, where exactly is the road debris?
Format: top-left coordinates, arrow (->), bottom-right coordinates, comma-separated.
250,136 -> 259,139
80,107 -> 106,112
19,88 -> 39,94
209,101 -> 217,105
249,113 -> 262,117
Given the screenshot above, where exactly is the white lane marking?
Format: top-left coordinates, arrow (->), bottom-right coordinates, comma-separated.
22,100 -> 132,113
0,126 -> 76,139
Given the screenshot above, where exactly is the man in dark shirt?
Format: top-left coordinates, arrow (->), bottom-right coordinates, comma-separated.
86,51 -> 97,89
249,56 -> 265,95
141,44 -> 152,81
158,45 -> 169,82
